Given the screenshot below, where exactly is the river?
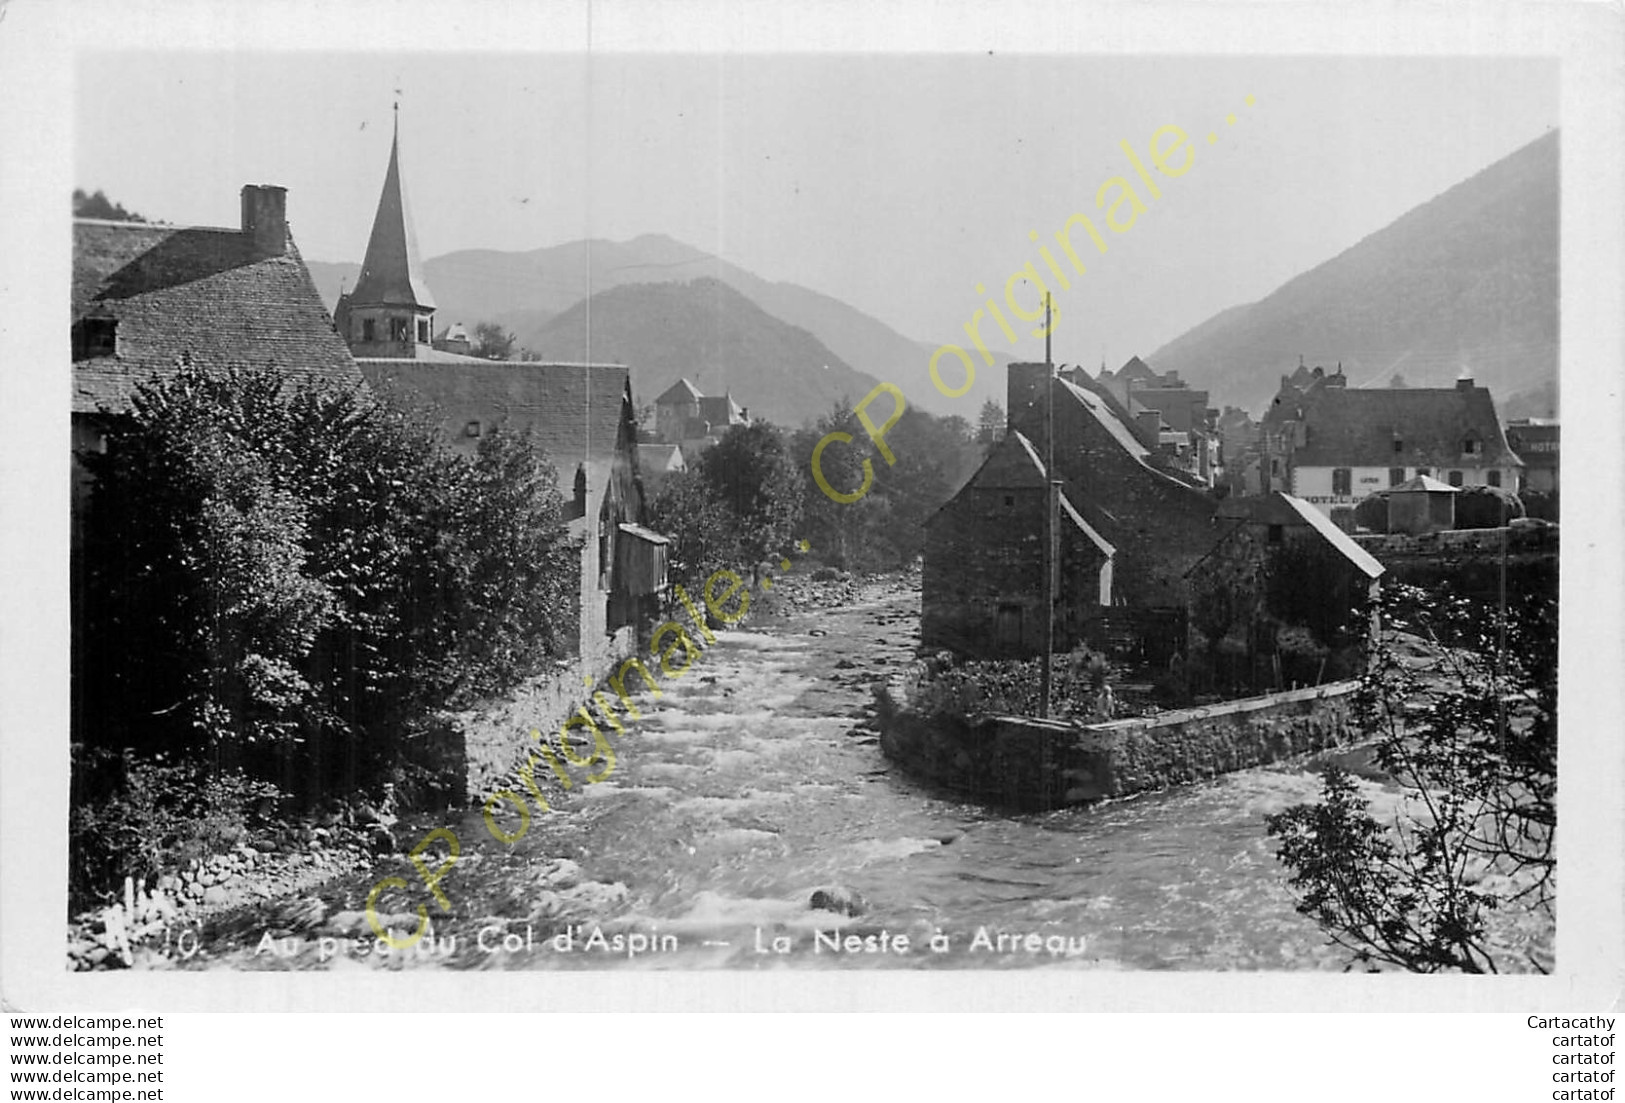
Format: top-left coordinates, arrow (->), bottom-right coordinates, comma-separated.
193,573 -> 1549,972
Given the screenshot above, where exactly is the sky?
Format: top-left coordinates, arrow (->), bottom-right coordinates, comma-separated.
74,51 -> 1557,372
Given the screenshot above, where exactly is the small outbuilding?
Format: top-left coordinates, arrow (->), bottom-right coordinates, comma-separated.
1387,475 -> 1460,535
1186,492 -> 1384,694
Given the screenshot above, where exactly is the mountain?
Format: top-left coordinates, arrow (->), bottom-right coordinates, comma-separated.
306,234 -> 1016,417
515,277 -> 884,427
1149,130 -> 1559,415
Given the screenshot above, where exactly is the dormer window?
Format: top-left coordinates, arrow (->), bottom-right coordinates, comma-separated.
75,317 -> 117,359
361,319 -> 375,342
1462,437 -> 1482,456
1392,438 -> 1404,454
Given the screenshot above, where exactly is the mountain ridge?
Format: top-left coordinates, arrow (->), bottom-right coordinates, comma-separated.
1148,129 -> 1559,415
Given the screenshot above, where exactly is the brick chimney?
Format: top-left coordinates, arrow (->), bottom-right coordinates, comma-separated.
241,184 -> 288,257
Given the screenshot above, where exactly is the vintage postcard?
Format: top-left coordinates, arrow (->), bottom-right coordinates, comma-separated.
1,0 -> 1620,1014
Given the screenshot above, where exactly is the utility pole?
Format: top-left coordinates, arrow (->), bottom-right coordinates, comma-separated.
1040,294 -> 1057,719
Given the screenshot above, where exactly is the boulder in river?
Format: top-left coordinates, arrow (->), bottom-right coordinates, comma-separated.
809,885 -> 867,917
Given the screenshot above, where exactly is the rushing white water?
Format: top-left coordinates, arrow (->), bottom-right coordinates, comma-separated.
196,576 -> 1550,972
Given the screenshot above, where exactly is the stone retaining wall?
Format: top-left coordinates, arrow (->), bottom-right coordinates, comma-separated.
877,675 -> 1360,810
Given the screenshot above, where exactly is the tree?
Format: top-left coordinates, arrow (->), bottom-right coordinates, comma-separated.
1265,583 -> 1555,973
74,188 -> 145,222
696,421 -> 804,574
471,321 -> 517,360
78,361 -> 578,797
1453,484 -> 1524,530
977,399 -> 1006,449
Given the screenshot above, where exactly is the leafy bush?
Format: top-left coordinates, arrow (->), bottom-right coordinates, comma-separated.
1266,583 -> 1555,973
69,747 -> 282,913
1454,484 -> 1524,529
911,647 -> 1116,723
75,361 -> 577,797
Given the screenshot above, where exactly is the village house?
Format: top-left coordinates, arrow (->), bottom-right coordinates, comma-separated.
1505,417 -> 1559,494
922,360 -> 1218,664
652,376 -> 750,463
71,184 -> 363,545
1093,356 -> 1221,485
340,121 -> 663,659
1258,365 -> 1522,529
921,430 -> 1115,658
1187,492 -> 1384,694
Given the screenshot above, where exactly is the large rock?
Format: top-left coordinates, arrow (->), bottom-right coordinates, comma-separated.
809,885 -> 866,917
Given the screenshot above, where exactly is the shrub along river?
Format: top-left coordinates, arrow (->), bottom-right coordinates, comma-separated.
190,573 -> 1550,971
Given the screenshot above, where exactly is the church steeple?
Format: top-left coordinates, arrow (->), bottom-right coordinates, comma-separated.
337,106 -> 437,357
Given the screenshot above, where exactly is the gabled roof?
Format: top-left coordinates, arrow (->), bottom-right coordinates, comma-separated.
696,393 -> 744,425
939,430 -> 1115,557
1279,383 -> 1521,469
1391,474 -> 1460,493
1116,355 -> 1158,383
72,219 -> 362,414
1057,377 -> 1151,460
637,443 -> 685,473
356,360 -> 632,481
1277,494 -> 1385,579
1195,492 -> 1383,580
656,377 -> 703,405
349,124 -> 436,309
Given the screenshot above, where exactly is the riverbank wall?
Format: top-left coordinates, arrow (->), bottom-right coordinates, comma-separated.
876,674 -> 1361,810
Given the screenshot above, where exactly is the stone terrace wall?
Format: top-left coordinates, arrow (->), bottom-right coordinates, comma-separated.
878,675 -> 1360,811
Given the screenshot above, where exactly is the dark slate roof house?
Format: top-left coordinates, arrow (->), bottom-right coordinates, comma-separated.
72,185 -> 361,416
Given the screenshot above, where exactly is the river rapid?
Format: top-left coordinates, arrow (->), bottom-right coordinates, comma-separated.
192,573 -> 1548,972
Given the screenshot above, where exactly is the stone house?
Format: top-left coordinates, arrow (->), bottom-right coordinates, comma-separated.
922,361 -> 1218,664
1259,366 -> 1522,529
921,430 -> 1114,658
653,376 -> 750,462
1187,492 -> 1384,694
1093,356 -> 1220,485
1505,418 -> 1559,494
71,184 -> 364,546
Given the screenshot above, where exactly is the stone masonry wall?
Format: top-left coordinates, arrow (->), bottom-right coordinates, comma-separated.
878,674 -> 1359,811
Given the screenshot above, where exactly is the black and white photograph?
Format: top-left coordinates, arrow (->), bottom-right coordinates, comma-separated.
3,2 -> 1621,1054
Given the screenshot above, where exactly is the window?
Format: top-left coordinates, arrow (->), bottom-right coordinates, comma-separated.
417,319 -> 429,343
1392,438 -> 1403,454
1267,524 -> 1283,545
361,319 -> 375,342
76,317 -> 117,358
1331,468 -> 1352,496
1448,470 -> 1464,487
1416,467 -> 1431,478
465,421 -> 481,438
1389,467 -> 1406,486
390,318 -> 409,342
1487,470 -> 1501,488
1003,495 -> 1015,508
1463,437 -> 1481,456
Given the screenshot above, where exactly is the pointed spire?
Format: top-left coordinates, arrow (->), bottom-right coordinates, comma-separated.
350,112 -> 436,310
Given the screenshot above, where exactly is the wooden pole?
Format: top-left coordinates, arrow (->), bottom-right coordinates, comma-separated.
1040,295 -> 1056,718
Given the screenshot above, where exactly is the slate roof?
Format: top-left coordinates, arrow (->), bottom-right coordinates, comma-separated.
1197,492 -> 1384,580
348,127 -> 436,309
945,430 -> 1115,557
1391,474 -> 1461,494
637,443 -> 685,473
696,393 -> 745,425
656,378 -> 703,405
1276,383 -> 1521,469
1277,494 -> 1385,579
72,218 -> 362,414
356,359 -> 633,481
